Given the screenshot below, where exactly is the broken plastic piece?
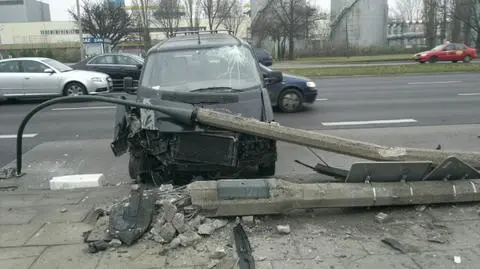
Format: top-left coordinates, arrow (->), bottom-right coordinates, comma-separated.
108,186 -> 156,245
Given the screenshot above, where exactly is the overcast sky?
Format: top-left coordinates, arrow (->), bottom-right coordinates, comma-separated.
42,0 -> 398,21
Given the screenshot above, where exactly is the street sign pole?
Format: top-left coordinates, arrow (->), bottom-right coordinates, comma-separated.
76,0 -> 85,59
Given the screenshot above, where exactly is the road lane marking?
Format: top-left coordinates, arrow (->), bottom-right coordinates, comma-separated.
321,119 -> 418,126
316,98 -> 328,101
458,93 -> 480,96
0,133 -> 38,139
52,106 -> 116,111
408,81 -> 462,85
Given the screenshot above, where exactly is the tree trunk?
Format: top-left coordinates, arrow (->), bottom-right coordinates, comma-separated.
476,32 -> 480,48
288,32 -> 294,60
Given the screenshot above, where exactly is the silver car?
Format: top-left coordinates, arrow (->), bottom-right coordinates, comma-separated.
0,57 -> 113,100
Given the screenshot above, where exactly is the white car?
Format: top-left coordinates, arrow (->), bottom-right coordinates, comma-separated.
0,57 -> 113,100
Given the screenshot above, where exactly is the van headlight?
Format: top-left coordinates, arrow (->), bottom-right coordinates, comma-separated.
91,77 -> 103,83
306,81 -> 316,88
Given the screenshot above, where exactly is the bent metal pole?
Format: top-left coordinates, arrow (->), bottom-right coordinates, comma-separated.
193,108 -> 480,168
188,178 -> 480,217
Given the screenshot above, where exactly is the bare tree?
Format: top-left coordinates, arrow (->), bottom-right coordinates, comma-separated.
220,0 -> 247,35
69,0 -> 133,48
272,0 -> 314,60
392,0 -> 424,21
131,0 -> 153,49
154,0 -> 185,37
183,0 -> 196,28
450,0 -> 479,46
200,0 -> 236,30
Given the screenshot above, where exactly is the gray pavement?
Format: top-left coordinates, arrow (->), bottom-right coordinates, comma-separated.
2,124 -> 480,268
2,73 -> 480,167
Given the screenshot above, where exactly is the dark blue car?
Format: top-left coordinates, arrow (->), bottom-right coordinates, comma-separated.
259,63 -> 318,113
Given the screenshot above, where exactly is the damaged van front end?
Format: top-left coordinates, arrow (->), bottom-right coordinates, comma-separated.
110,35 -> 279,185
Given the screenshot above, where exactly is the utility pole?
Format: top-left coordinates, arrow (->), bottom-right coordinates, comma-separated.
76,0 -> 85,59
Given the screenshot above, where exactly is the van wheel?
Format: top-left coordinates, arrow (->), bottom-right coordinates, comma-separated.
463,55 -> 472,63
278,88 -> 303,113
452,60 -> 458,63
429,56 -> 438,63
257,161 -> 276,177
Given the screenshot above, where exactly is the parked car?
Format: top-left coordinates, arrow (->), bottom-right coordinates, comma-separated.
254,47 -> 273,66
70,53 -> 144,91
414,42 -> 477,63
259,63 -> 318,113
0,57 -> 112,100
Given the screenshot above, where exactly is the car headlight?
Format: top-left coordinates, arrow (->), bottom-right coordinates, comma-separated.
306,81 -> 316,88
421,53 -> 428,57
91,77 -> 103,83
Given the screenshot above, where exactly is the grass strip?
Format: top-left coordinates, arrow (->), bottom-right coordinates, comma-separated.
277,63 -> 480,78
285,54 -> 414,64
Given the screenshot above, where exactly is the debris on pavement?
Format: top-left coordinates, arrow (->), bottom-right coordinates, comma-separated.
381,238 -> 407,253
454,256 -> 462,264
108,184 -> 156,246
209,247 -> 227,259
276,224 -> 291,234
233,222 -> 255,269
374,212 -> 392,223
0,167 -> 16,179
415,205 -> 427,212
83,183 -> 232,255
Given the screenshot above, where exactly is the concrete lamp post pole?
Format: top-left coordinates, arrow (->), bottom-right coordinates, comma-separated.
76,0 -> 85,59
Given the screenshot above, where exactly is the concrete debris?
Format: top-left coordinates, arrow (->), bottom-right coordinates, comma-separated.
454,256 -> 462,264
242,216 -> 255,226
276,225 -> 291,234
415,205 -> 427,212
172,213 -> 190,233
60,208 -> 68,213
374,212 -> 392,223
198,219 -> 229,236
159,222 -> 177,243
87,240 -> 109,253
84,184 -> 232,256
163,200 -> 178,222
160,184 -> 174,192
209,247 -> 227,259
109,239 -> 122,248
86,216 -> 112,242
188,215 -> 205,229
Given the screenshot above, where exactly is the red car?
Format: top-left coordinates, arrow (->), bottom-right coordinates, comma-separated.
414,42 -> 477,63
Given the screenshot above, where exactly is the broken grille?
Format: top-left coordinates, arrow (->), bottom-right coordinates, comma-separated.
171,133 -> 238,166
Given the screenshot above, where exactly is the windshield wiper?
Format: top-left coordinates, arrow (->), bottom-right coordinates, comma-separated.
190,87 -> 242,92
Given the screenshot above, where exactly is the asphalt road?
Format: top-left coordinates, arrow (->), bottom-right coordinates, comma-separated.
1,72 -> 480,167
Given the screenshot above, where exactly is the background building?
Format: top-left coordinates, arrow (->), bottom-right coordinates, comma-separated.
0,0 -> 51,23
330,0 -> 388,48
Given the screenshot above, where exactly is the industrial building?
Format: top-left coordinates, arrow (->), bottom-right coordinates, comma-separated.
0,19 -> 251,47
330,0 -> 388,48
0,0 -> 50,23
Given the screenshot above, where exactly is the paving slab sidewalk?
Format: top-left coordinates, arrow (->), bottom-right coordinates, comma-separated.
2,125 -> 480,268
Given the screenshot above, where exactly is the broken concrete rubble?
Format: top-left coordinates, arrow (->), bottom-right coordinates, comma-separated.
84,183 -> 232,256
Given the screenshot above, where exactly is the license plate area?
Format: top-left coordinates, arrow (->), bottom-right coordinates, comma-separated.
171,132 -> 238,166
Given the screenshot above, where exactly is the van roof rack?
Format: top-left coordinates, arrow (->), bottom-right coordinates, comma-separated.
170,30 -> 238,44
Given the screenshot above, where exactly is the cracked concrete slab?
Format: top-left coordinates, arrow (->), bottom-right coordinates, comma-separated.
0,223 -> 43,247
29,244 -> 101,269
25,223 -> 93,246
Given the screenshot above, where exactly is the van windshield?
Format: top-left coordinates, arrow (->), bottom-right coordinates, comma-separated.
140,45 -> 262,92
